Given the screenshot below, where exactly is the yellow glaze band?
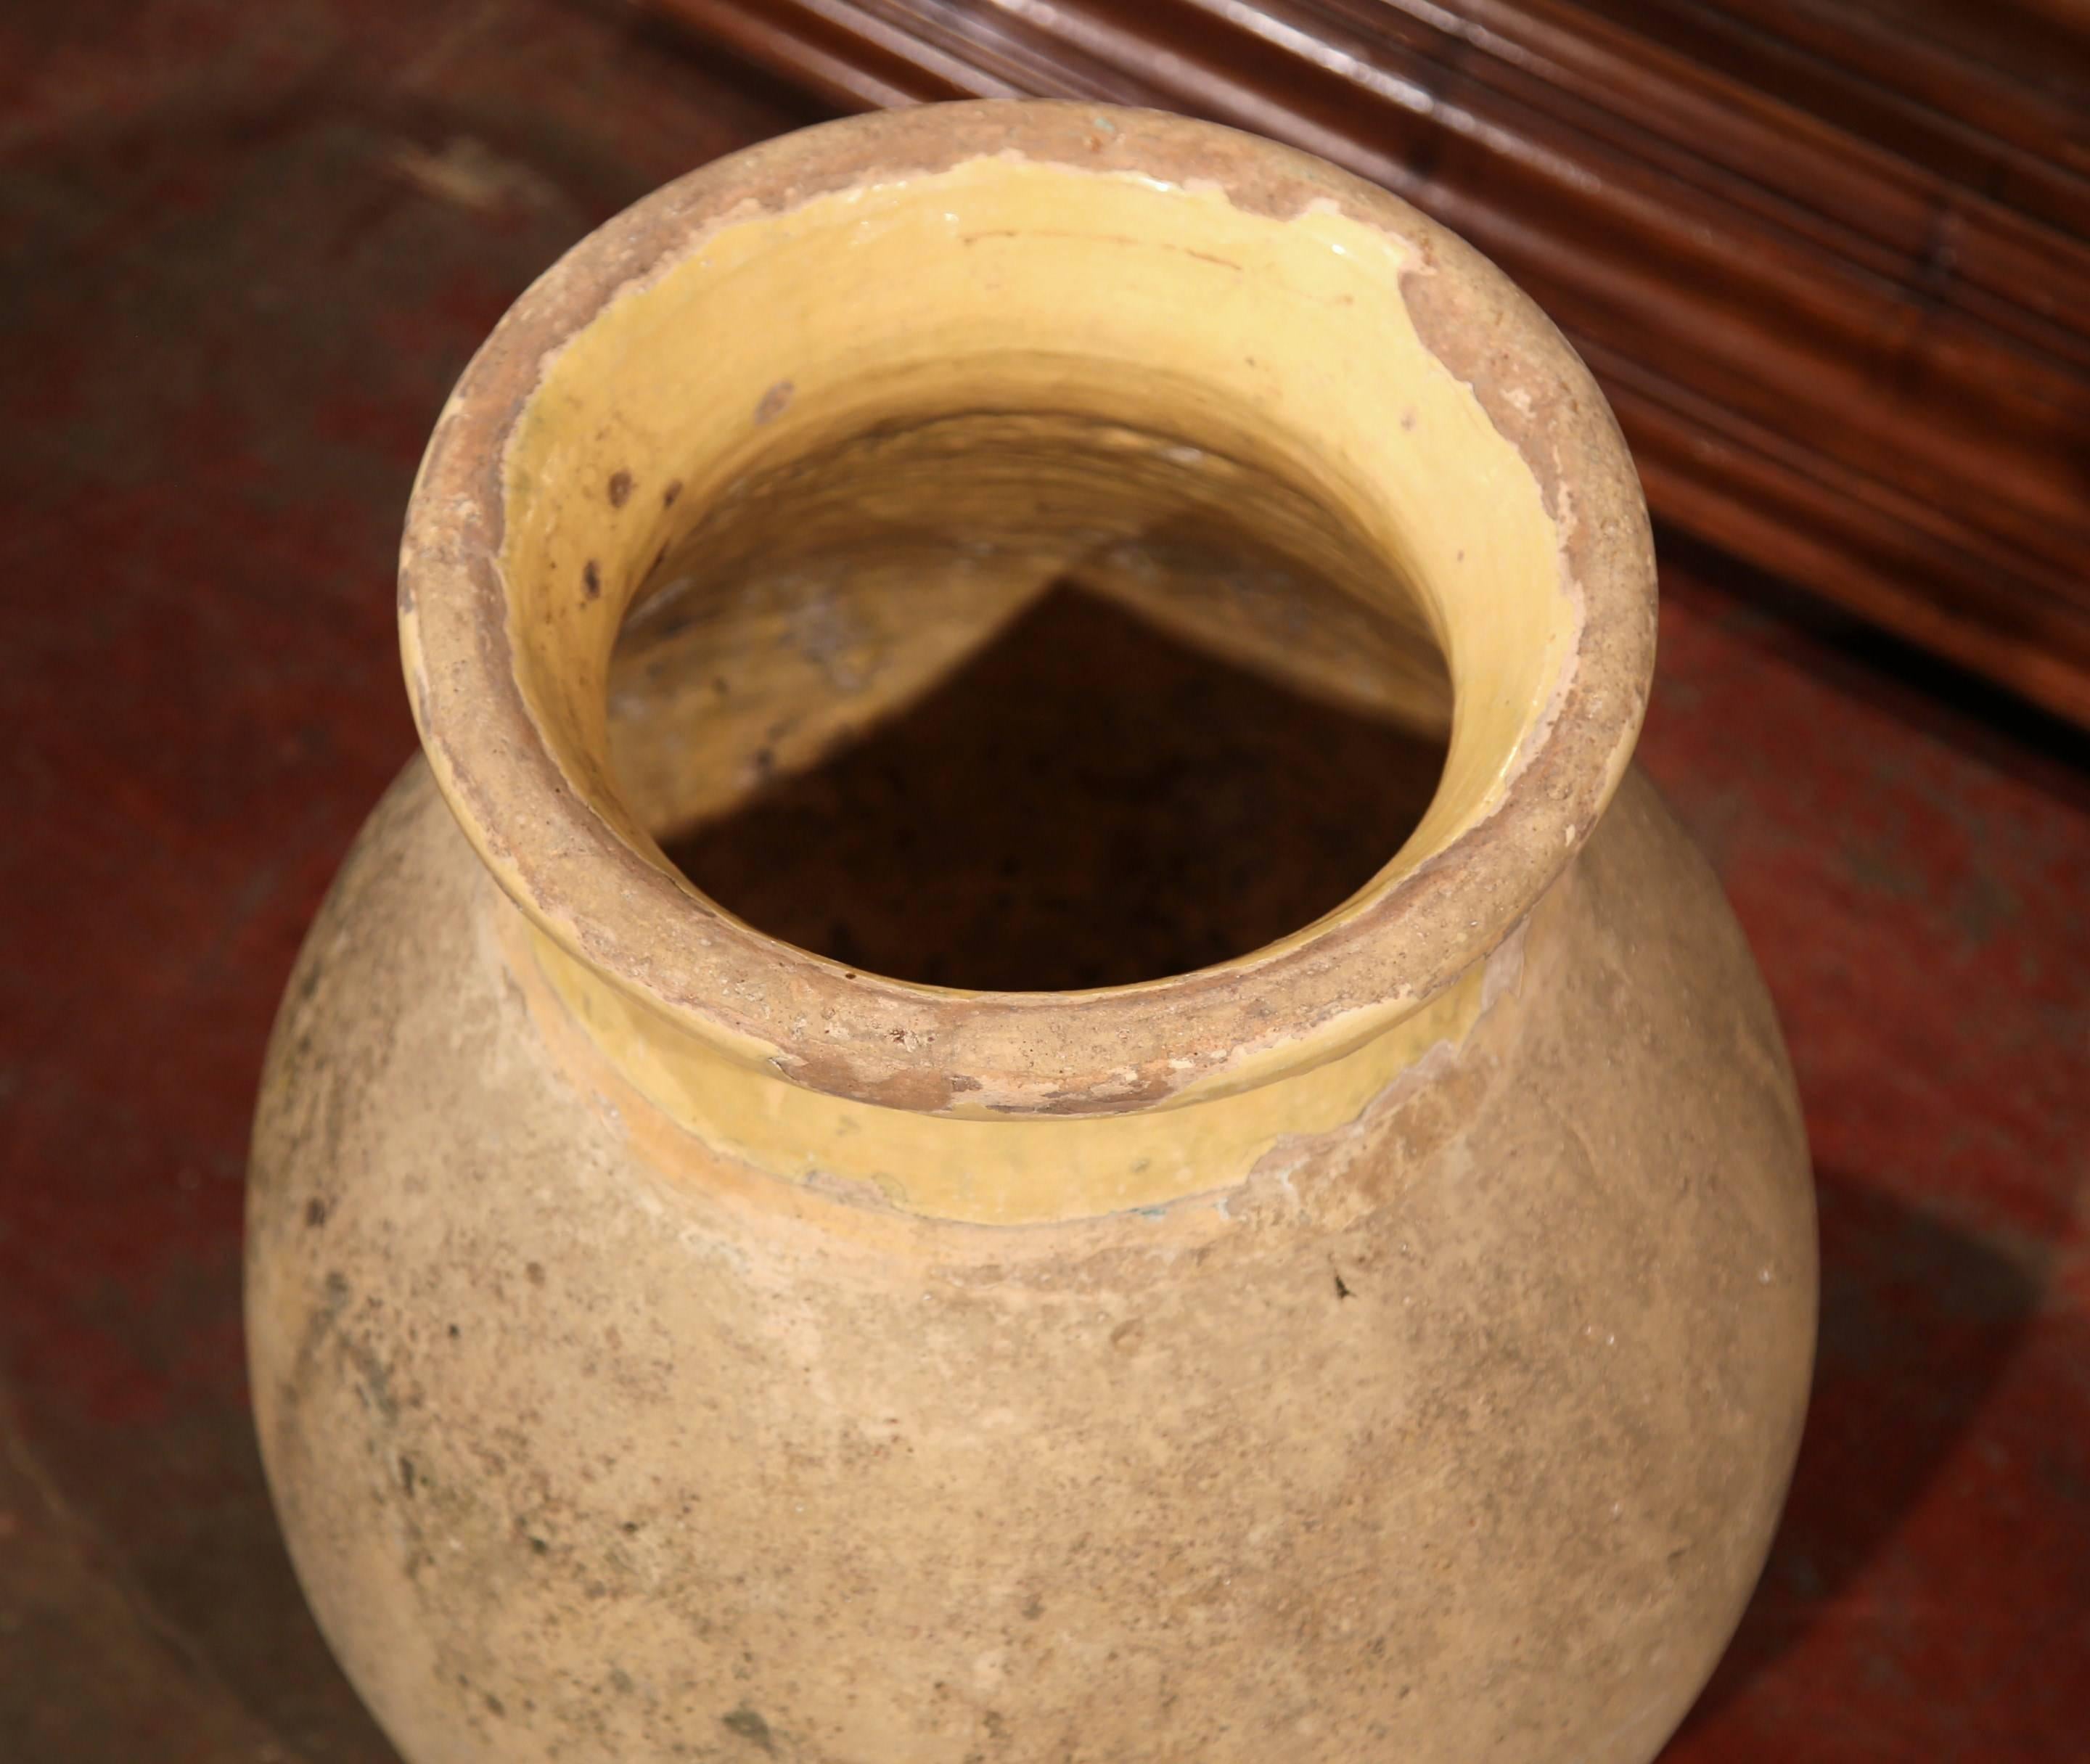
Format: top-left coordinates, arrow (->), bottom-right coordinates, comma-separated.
520,911 -> 1498,1226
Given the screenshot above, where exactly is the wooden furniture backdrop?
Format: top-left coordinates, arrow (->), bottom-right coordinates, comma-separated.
649,0 -> 2090,726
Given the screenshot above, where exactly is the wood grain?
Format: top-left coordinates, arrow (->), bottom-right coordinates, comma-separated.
648,0 -> 2090,725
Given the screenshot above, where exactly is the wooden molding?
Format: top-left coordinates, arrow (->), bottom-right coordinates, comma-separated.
650,0 -> 2090,725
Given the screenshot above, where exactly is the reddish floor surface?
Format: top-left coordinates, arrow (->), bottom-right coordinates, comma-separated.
1,1 -> 2086,1757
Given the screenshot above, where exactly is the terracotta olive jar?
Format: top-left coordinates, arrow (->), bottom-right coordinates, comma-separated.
247,101 -> 1816,1764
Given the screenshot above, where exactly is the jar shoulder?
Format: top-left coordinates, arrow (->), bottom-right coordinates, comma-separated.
245,758 -> 1814,1764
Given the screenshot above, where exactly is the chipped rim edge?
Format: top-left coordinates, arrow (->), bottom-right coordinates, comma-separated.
398,100 -> 1655,1118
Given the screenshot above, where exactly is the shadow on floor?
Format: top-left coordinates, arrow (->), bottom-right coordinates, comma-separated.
1677,1165 -> 2045,1735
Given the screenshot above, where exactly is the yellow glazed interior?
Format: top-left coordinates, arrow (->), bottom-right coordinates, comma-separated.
398,105 -> 1653,1222
496,157 -> 1567,887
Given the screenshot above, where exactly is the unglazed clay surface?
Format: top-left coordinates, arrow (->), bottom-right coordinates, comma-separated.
250,763 -> 1813,1764
248,101 -> 1815,1764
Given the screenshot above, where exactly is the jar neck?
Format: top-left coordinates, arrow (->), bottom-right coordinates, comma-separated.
403,103 -> 1655,1148
504,900 -> 1537,1228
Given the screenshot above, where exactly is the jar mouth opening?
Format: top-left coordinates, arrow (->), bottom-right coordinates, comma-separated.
400,102 -> 1653,1117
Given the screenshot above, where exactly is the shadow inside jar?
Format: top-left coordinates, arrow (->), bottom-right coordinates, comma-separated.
660,584 -> 1450,992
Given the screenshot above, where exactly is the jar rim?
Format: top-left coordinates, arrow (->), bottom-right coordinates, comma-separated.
399,100 -> 1654,1118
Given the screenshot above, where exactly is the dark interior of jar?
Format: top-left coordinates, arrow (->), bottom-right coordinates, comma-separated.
605,410 -> 1451,993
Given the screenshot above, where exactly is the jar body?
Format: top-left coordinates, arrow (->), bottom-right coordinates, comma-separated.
247,759 -> 1814,1764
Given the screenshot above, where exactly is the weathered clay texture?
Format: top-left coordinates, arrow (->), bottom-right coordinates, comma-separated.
247,101 -> 1814,1764
250,763 -> 1812,1763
